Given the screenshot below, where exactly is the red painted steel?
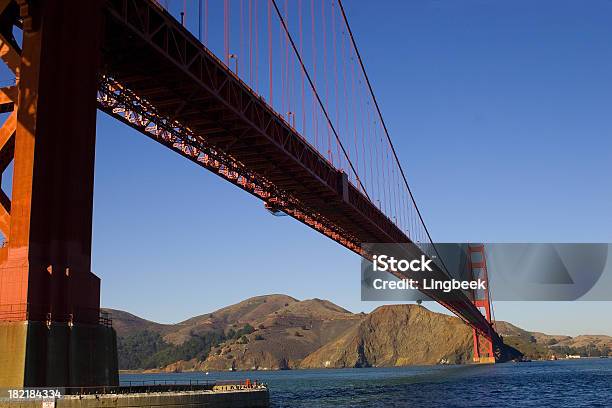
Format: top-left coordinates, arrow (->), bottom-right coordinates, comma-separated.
0,0 -> 103,325
468,244 -> 496,361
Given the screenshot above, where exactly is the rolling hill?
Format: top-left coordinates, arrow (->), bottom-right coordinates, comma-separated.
105,295 -> 611,371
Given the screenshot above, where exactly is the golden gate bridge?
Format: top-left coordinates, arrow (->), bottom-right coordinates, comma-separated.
0,0 -> 499,387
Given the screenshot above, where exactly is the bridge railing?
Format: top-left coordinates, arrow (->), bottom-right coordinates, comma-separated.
61,379 -> 266,395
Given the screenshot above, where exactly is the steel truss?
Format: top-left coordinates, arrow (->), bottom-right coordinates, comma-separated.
97,76 -> 364,255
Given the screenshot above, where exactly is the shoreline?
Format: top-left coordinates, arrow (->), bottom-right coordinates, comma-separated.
118,357 -> 608,375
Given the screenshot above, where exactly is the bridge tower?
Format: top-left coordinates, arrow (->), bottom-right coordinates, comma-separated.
468,244 -> 496,363
0,0 -> 118,386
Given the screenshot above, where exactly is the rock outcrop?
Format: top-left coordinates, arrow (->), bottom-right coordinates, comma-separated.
301,304 -> 473,368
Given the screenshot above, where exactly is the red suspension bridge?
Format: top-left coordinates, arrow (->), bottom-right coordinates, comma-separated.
0,0 -> 500,387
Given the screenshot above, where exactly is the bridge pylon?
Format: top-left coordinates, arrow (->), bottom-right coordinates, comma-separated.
0,0 -> 118,387
468,244 -> 496,364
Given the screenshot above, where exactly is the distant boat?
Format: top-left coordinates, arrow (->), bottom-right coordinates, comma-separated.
512,357 -> 531,363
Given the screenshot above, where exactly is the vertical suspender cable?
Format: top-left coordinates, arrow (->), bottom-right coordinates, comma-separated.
205,0 -> 208,43
198,0 -> 202,41
254,1 -> 259,92
287,0 -> 294,127
224,0 -> 230,64
278,0 -> 291,118
321,0 -> 332,164
268,0 -> 273,105
332,1 -> 341,171
248,0 -> 251,83
311,0 -> 318,149
367,104 -> 373,202
341,12 -> 353,186
299,0 -> 305,133
241,0 -> 248,79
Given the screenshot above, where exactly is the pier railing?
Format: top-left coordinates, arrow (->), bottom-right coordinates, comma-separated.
62,379 -> 265,395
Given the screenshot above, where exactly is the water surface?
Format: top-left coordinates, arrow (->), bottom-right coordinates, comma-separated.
121,359 -> 612,407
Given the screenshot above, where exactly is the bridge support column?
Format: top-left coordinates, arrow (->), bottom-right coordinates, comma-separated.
0,0 -> 118,387
468,244 -> 496,364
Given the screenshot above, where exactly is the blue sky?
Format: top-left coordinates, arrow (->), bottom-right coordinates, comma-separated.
5,0 -> 612,336
89,0 -> 612,335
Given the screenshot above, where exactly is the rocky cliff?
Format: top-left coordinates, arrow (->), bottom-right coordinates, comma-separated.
301,304 -> 473,368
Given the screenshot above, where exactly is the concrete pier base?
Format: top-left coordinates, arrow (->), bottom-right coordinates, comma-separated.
0,321 -> 118,387
473,356 -> 496,364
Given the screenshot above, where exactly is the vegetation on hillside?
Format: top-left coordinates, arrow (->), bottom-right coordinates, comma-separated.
501,335 -> 551,360
496,322 -> 612,360
117,324 -> 255,370
551,344 -> 610,357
